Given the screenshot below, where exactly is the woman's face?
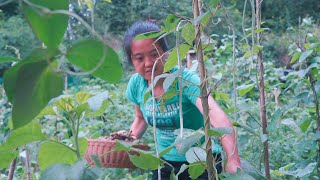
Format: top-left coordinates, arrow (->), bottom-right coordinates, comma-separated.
130,38 -> 166,82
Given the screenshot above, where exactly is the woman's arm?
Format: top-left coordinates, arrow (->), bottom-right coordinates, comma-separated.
130,105 -> 148,139
195,96 -> 241,173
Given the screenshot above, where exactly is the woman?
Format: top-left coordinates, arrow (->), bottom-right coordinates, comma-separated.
124,21 -> 241,179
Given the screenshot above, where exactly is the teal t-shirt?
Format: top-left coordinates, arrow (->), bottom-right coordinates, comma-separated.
126,69 -> 221,161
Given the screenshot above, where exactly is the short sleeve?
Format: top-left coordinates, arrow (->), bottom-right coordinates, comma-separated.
126,74 -> 140,105
182,69 -> 201,104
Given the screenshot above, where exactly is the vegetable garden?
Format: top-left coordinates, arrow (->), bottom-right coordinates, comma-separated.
0,0 -> 319,179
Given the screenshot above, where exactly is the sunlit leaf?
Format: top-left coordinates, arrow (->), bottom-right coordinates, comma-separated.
237,83 -> 255,96
38,141 -> 77,171
290,52 -> 301,63
163,14 -> 180,32
74,91 -> 92,105
66,39 -> 122,83
164,44 -> 190,71
78,138 -> 88,157
23,0 -> 69,49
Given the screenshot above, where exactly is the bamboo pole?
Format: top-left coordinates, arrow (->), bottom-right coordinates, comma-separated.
193,0 -> 215,179
255,0 -> 270,179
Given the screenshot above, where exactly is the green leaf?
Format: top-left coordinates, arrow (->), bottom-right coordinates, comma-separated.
163,14 -> 180,32
174,132 -> 203,155
129,152 -> 162,170
23,0 -> 69,49
299,119 -> 311,132
113,140 -> 131,151
66,39 -> 122,83
159,146 -> 173,157
0,151 -> 18,170
299,50 -> 313,63
181,23 -> 195,45
134,31 -> 163,41
38,141 -> 77,171
188,162 -> 206,179
161,88 -> 177,101
208,0 -> 220,6
237,84 -> 255,96
164,44 -> 190,71
0,121 -> 46,169
4,48 -> 58,103
78,138 -> 88,157
0,56 -> 20,64
5,57 -> 63,129
290,52 -> 301,63
74,91 -> 92,105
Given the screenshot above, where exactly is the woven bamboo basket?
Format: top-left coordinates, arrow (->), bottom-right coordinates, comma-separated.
85,138 -> 150,168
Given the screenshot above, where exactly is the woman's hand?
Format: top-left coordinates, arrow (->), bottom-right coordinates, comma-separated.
109,130 -> 137,141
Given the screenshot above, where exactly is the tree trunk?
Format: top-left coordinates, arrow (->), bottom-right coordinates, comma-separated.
255,0 -> 270,179
193,0 -> 215,179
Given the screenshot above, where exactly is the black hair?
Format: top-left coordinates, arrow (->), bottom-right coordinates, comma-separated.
124,21 -> 169,65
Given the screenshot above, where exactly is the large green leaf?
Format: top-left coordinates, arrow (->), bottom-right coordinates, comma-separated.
38,141 -> 77,171
23,0 -> 69,49
0,121 -> 46,169
4,48 -> 58,102
188,162 -> 206,180
164,44 -> 190,71
66,39 -> 122,83
4,49 -> 63,129
129,152 -> 162,170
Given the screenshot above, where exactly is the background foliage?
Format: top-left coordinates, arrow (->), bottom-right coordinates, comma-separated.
0,0 -> 319,179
